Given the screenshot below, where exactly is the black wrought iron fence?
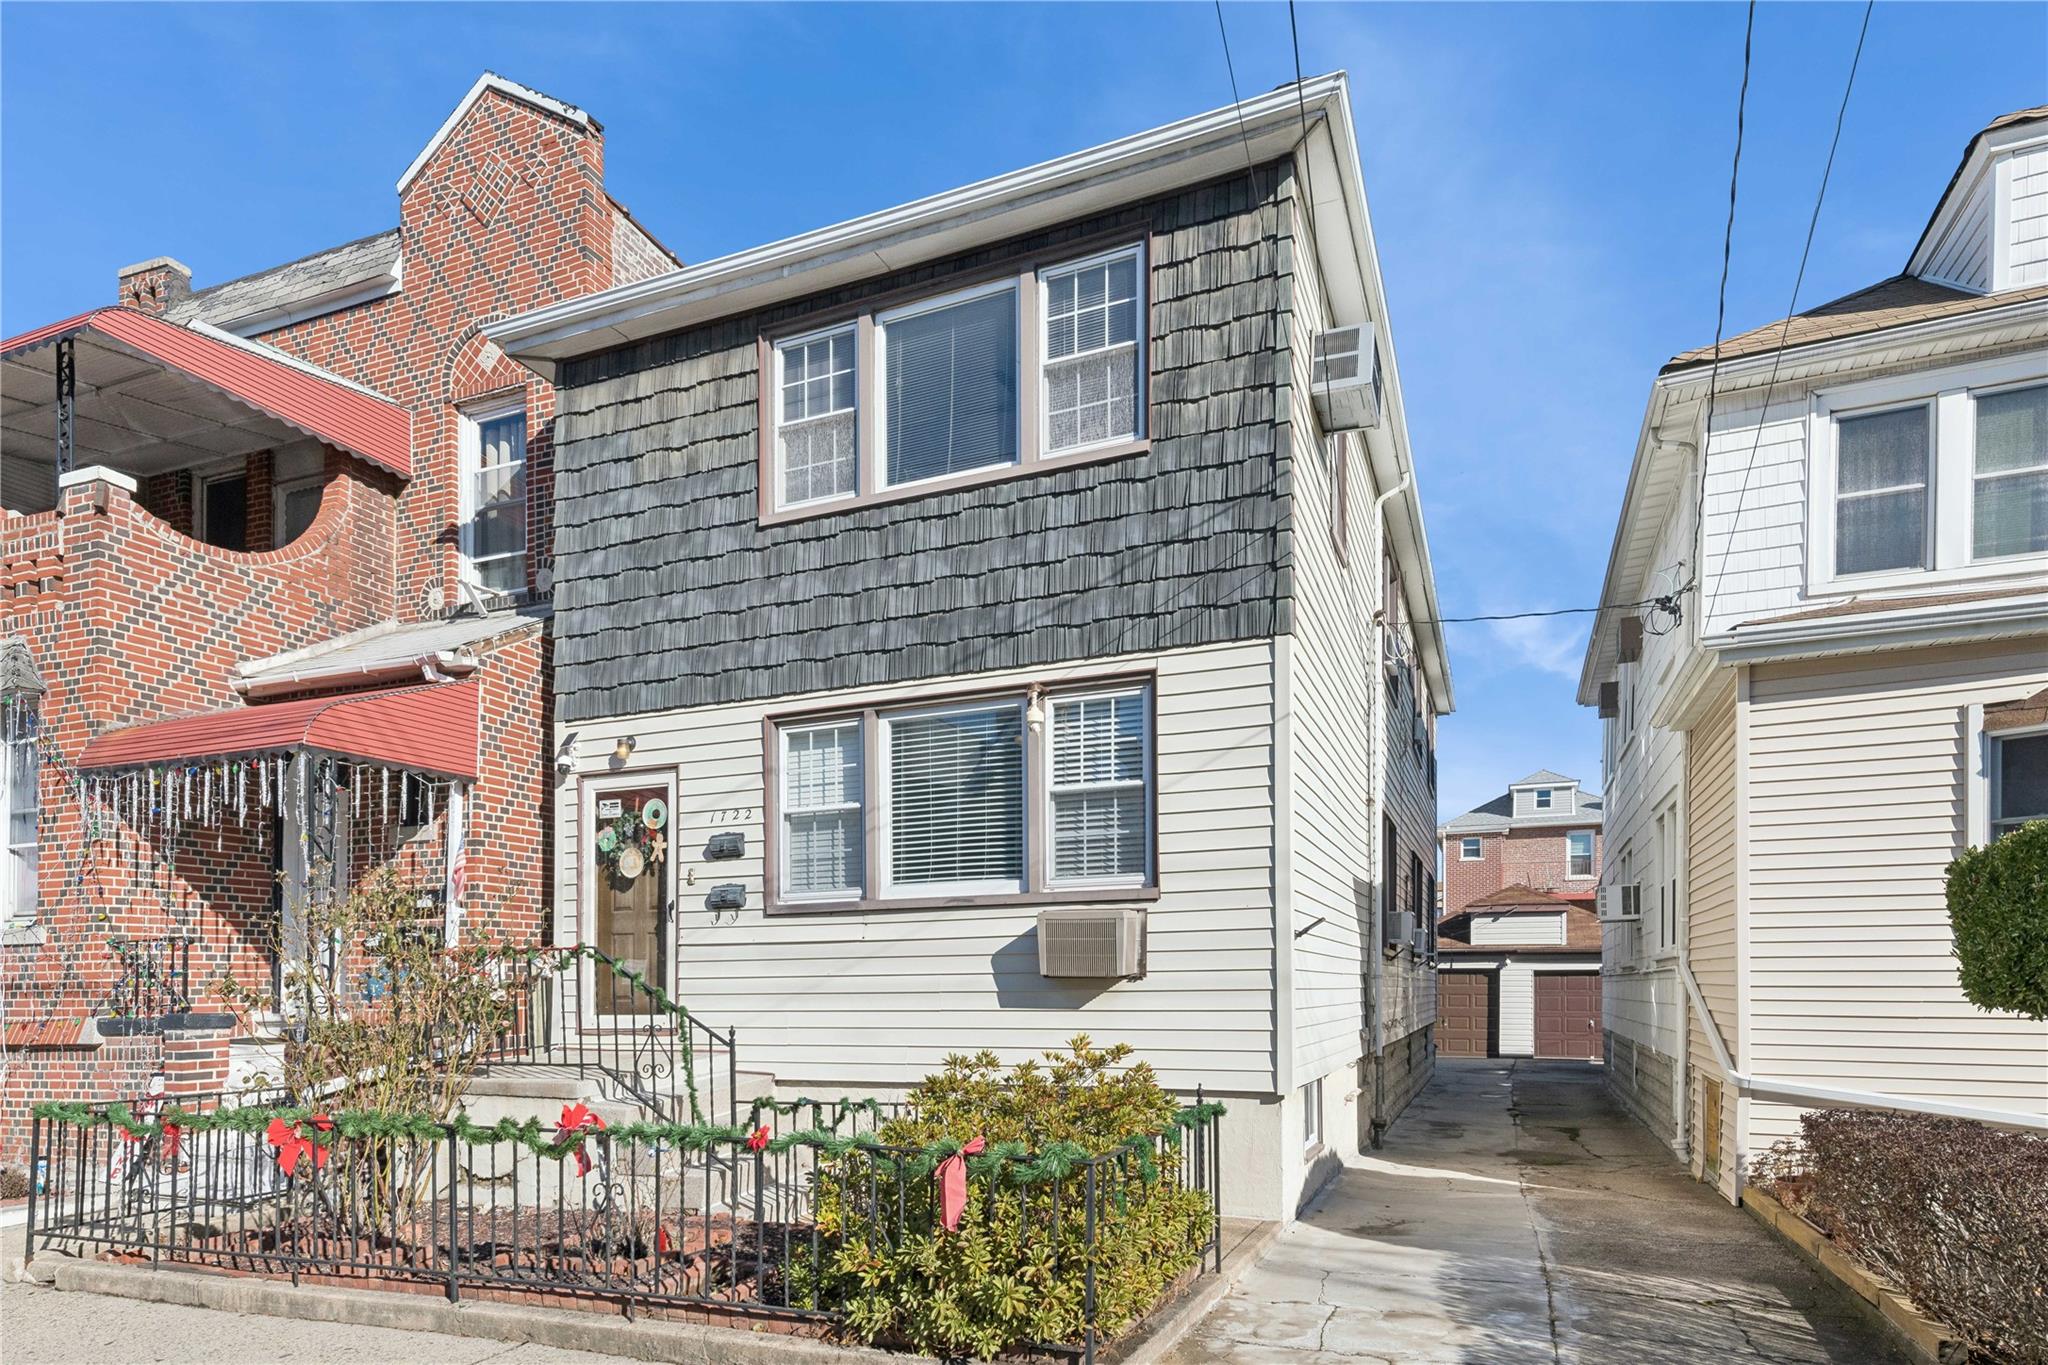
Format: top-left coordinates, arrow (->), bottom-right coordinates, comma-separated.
103,935 -> 195,1027
26,1094 -> 1223,1363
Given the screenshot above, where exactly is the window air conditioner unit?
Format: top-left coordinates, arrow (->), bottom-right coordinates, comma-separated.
1384,909 -> 1415,952
1311,326 -> 1382,433
1038,908 -> 1146,980
1597,885 -> 1642,921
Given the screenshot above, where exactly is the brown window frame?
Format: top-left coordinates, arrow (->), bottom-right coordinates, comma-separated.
755,233 -> 1154,527
762,670 -> 1161,915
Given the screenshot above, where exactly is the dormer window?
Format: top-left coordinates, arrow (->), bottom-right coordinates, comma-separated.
1534,788 -> 1553,810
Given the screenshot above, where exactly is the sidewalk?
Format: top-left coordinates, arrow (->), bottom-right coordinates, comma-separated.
1164,1059 -> 1900,1365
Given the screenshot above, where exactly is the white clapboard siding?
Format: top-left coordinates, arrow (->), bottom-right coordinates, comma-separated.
1921,174 -> 1994,293
1495,962 -> 1536,1056
1470,913 -> 1565,946
553,639 -> 1279,1094
1278,193 -> 1398,1090
1698,394 -> 1809,636
2010,144 -> 2048,288
1743,638 -> 2048,1147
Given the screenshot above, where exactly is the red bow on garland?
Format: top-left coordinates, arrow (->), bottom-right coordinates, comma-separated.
937,1136 -> 986,1233
555,1102 -> 607,1177
265,1115 -> 333,1177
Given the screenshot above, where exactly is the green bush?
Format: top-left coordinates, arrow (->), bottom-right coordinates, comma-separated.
792,1037 -> 1216,1359
1946,818 -> 2048,1020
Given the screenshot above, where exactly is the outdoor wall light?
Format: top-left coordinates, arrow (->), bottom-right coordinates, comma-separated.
613,735 -> 637,763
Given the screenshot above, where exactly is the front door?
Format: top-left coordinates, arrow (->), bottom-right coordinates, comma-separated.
589,782 -> 671,1016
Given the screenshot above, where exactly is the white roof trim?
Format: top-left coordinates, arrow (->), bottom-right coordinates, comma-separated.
396,73 -> 592,195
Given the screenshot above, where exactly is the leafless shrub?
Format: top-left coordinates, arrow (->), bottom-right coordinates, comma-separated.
1751,1109 -> 2047,1363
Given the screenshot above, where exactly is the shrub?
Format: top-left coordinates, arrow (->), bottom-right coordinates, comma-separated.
1753,1109 -> 2048,1362
794,1037 -> 1216,1359
1946,817 -> 2048,1020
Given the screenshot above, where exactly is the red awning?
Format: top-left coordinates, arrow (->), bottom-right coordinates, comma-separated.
79,683 -> 479,779
0,307 -> 411,478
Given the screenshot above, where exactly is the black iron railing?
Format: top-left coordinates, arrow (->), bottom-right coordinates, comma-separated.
25,1095 -> 1222,1364
103,936 -> 195,1026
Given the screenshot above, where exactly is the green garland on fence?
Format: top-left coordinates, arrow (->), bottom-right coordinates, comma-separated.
30,1096 -> 1227,1191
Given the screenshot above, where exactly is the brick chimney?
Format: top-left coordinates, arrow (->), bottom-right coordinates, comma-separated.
117,256 -> 193,315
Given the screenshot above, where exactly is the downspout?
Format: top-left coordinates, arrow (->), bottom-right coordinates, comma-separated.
1365,469 -> 1410,1148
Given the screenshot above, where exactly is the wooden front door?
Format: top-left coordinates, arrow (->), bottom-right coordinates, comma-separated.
1533,971 -> 1601,1059
591,783 -> 670,1015
1436,970 -> 1494,1057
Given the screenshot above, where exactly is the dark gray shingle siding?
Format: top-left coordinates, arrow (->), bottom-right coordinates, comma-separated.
551,164 -> 1296,723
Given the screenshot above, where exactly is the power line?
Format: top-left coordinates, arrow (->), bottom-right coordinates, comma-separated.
1702,0 -> 1874,621
1683,0 -> 1758,603
1213,1 -> 1259,173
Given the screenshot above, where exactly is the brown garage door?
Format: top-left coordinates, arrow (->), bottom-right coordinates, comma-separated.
1437,970 -> 1494,1057
1534,972 -> 1602,1059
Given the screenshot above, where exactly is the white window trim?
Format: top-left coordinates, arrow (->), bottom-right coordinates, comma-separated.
878,696 -> 1029,900
1969,377 -> 2048,564
778,717 -> 866,903
2,700 -> 36,928
1459,836 -> 1483,861
1533,788 -> 1553,810
1565,830 -> 1595,880
458,395 -> 529,598
772,321 -> 860,512
1301,1076 -> 1323,1153
1038,241 -> 1148,461
874,276 -> 1024,495
1971,705 -> 2048,848
1806,353 -> 2048,598
1042,683 -> 1154,891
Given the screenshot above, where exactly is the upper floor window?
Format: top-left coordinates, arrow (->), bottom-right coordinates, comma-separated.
195,467 -> 249,552
460,399 -> 528,597
762,243 -> 1148,521
1459,835 -> 1482,860
1042,246 -> 1142,455
1835,404 -> 1930,577
1534,788 -> 1553,810
1973,383 -> 2047,561
1566,830 -> 1594,878
1991,730 -> 2047,842
771,680 -> 1153,908
774,325 -> 858,507
4,700 -> 36,929
1813,362 -> 2047,591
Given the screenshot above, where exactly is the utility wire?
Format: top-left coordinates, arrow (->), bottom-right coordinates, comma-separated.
1702,0 -> 1874,621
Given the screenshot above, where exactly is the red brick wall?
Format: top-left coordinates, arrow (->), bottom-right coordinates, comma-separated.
1442,824 -> 1603,915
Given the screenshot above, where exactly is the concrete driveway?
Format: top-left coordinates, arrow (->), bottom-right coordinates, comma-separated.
1165,1059 -> 1899,1365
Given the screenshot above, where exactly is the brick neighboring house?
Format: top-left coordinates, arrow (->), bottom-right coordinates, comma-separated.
0,73 -> 674,1165
1440,770 -> 1603,915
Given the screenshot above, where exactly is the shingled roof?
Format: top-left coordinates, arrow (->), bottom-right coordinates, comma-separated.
165,228 -> 402,330
1663,275 -> 2048,374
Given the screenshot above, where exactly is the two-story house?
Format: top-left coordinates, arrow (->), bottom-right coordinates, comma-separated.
1435,773 -> 1603,1058
1579,105 -> 2048,1198
490,73 -> 1453,1221
0,74 -> 673,1162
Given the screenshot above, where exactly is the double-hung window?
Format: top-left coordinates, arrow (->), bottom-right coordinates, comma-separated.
763,243 -> 1147,519
460,398 -> 528,596
1041,246 -> 1142,455
1534,788 -> 1553,810
775,326 -> 859,507
1973,383 -> 2048,561
1835,404 -> 1931,576
772,681 -> 1153,907
1459,836 -> 1482,861
3,699 -> 37,929
1566,830 -> 1594,878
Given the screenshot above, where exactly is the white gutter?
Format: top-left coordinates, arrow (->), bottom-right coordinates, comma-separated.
1705,592 -> 2048,664
1678,962 -> 2046,1134
1367,470 -> 1411,1061
233,650 -> 479,698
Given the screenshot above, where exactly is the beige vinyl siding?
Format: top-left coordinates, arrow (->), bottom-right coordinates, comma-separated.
1686,677 -> 1741,1200
552,639 -> 1279,1094
1277,178 -> 1384,1090
1744,638 -> 2048,1146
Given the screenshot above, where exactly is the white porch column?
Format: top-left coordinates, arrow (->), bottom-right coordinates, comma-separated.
443,781 -> 468,945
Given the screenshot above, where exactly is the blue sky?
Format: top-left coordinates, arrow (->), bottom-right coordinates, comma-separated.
5,3 -> 2043,826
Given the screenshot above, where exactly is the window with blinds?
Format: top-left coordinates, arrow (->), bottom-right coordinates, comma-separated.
881,284 -> 1019,488
884,701 -> 1025,894
1048,689 -> 1148,885
461,402 -> 528,596
781,721 -> 864,899
1043,247 -> 1142,455
776,326 -> 858,507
